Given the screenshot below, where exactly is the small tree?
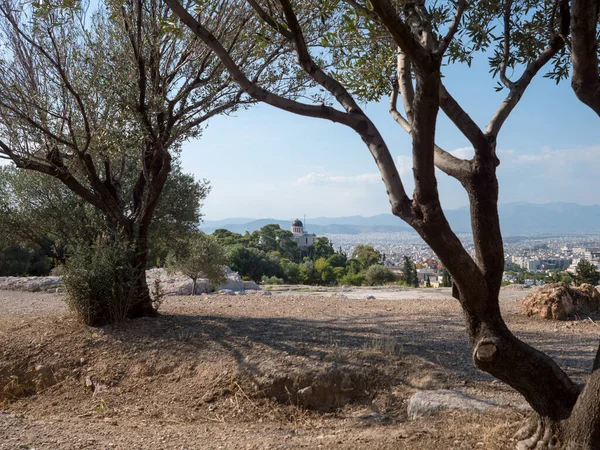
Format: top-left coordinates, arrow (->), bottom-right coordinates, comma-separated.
402,256 -> 414,286
575,260 -> 600,286
410,264 -> 419,288
167,233 -> 227,295
351,245 -> 381,268
365,265 -> 396,286
441,268 -> 452,288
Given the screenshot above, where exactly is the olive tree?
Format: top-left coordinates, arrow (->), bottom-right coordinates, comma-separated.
0,161 -> 208,266
165,0 -> 600,447
0,0 -> 293,324
167,232 -> 227,294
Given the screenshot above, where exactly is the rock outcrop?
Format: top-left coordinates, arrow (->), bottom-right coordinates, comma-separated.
521,282 -> 600,320
0,267 -> 260,296
0,276 -> 62,293
145,267 -> 260,295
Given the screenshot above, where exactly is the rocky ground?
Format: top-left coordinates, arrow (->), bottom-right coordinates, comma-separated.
1,285 -> 599,449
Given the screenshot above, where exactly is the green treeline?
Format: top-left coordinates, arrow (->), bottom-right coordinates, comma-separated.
213,225 -> 397,286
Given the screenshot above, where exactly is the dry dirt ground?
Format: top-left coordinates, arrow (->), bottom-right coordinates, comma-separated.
1,287 -> 599,449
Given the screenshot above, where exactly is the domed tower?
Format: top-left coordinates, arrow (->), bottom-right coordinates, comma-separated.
291,219 -> 303,235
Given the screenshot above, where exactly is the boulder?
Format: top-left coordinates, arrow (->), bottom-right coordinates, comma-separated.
407,389 -> 498,419
521,282 -> 600,320
243,280 -> 260,290
145,267 -> 260,295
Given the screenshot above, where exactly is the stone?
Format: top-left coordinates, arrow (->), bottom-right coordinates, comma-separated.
261,291 -> 272,296
521,282 -> 600,320
366,295 -> 376,300
216,289 -> 235,296
297,386 -> 313,398
407,390 -> 498,419
243,280 -> 260,290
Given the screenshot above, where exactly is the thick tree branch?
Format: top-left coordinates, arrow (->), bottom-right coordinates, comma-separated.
278,0 -> 364,115
439,84 -> 488,149
166,0 -> 414,221
0,139 -> 104,211
570,0 -> 600,116
369,0 -> 436,72
398,50 -> 415,123
390,80 -> 470,181
165,0 -> 354,124
410,73 -> 440,207
487,35 -> 567,136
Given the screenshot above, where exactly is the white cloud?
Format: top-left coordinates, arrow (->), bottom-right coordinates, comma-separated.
501,145 -> 600,166
296,172 -> 381,185
396,155 -> 413,176
449,146 -> 474,160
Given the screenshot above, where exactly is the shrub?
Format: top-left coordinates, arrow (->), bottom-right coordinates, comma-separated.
150,277 -> 165,312
340,271 -> 366,286
262,275 -> 284,285
365,265 -> 397,286
49,264 -> 65,276
63,237 -> 138,326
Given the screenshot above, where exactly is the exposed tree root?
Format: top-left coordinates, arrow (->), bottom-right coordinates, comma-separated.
514,416 -> 559,450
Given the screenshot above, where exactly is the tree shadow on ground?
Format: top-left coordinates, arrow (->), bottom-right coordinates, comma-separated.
102,309 -> 599,387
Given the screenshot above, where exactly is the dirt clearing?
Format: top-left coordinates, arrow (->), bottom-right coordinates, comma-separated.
1,288 -> 598,449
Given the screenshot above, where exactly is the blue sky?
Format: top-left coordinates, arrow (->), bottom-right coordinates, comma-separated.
181,55 -> 598,221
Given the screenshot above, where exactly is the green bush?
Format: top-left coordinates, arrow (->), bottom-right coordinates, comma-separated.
365,265 -> 396,286
63,238 -> 138,326
340,271 -> 366,286
262,275 -> 284,285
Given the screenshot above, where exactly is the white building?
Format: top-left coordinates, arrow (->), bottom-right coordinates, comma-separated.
291,219 -> 316,249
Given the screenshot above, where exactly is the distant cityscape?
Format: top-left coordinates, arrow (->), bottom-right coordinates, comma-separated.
203,203 -> 600,288
324,231 -> 600,287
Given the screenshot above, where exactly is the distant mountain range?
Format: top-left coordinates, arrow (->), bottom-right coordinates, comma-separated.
201,202 -> 600,235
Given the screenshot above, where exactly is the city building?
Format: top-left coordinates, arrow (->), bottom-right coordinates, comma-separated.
291,219 -> 316,249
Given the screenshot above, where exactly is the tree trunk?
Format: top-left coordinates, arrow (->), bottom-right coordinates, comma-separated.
191,277 -> 197,296
563,368 -> 600,449
125,148 -> 172,319
125,228 -> 156,319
